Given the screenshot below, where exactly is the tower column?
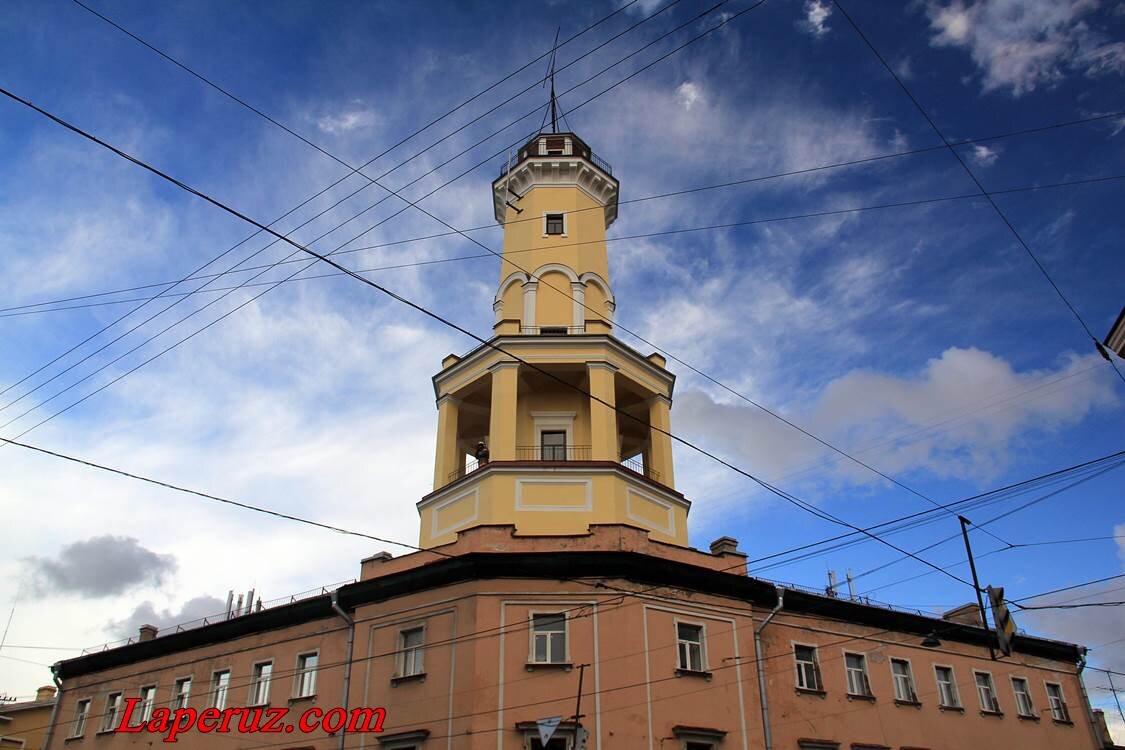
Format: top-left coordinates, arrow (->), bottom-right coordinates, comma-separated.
433,395 -> 461,489
571,281 -> 585,331
522,281 -> 538,333
587,361 -> 619,461
488,361 -> 520,460
648,395 -> 675,488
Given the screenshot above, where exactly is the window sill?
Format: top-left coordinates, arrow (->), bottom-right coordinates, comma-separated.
1017,714 -> 1040,722
391,673 -> 426,686
846,693 -> 876,702
245,703 -> 270,710
893,699 -> 922,708
674,668 -> 712,681
980,710 -> 1004,718
64,735 -> 84,743
96,729 -> 117,736
938,705 -> 964,713
1052,718 -> 1074,726
525,662 -> 572,672
289,694 -> 317,704
795,687 -> 827,697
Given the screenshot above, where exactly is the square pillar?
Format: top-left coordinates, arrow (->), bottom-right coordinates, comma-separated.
648,395 -> 675,487
488,361 -> 520,460
433,395 -> 460,489
587,361 -> 619,461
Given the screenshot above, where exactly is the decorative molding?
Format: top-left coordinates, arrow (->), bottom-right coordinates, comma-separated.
430,488 -> 480,539
626,487 -> 676,537
487,360 -> 521,374
515,478 -> 593,511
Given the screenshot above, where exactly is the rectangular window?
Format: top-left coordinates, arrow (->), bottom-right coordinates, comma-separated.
249,661 -> 273,705
71,699 -> 91,737
1012,677 -> 1035,717
137,685 -> 156,723
794,645 -> 822,691
1046,682 -> 1070,722
172,676 -> 191,710
676,623 -> 704,672
531,613 -> 567,664
545,213 -> 565,235
295,652 -> 318,697
101,692 -> 123,732
541,431 -> 567,460
844,652 -> 872,696
398,628 -> 425,677
211,669 -> 230,709
975,671 -> 1000,712
891,658 -> 917,702
935,666 -> 960,708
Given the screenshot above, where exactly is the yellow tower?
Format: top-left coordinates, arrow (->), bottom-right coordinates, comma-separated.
419,131 -> 688,547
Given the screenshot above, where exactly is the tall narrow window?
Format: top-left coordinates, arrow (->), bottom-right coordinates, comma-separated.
935,666 -> 960,708
137,685 -> 156,723
975,672 -> 1000,712
249,661 -> 273,705
1012,677 -> 1035,717
71,699 -> 91,737
1046,682 -> 1070,722
794,645 -> 822,691
891,658 -> 917,702
211,669 -> 230,709
398,628 -> 425,677
676,623 -> 704,672
295,652 -> 318,697
545,213 -> 565,235
172,677 -> 191,710
101,692 -> 123,732
844,652 -> 872,696
531,613 -> 567,664
541,431 -> 567,460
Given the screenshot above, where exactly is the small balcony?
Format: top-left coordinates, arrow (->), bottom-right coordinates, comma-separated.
520,325 -> 587,336
445,447 -> 662,486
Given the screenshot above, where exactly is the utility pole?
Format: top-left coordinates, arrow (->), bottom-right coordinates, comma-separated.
1108,672 -> 1125,726
572,663 -> 588,749
959,515 -> 996,660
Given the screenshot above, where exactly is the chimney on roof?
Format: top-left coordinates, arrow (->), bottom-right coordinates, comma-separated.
138,624 -> 158,642
709,536 -> 743,556
941,603 -> 984,627
35,685 -> 57,702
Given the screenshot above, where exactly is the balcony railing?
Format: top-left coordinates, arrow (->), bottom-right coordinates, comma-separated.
497,149 -> 613,178
516,445 -> 592,461
621,456 -> 661,484
520,325 -> 585,335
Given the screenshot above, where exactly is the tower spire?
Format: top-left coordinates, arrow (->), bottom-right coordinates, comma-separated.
544,27 -> 560,134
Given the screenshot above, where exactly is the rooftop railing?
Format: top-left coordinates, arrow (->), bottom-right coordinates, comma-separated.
497,149 -> 613,178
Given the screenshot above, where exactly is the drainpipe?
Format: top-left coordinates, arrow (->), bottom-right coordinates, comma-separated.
41,664 -> 63,750
331,590 -> 355,750
754,587 -> 785,750
1075,650 -> 1104,750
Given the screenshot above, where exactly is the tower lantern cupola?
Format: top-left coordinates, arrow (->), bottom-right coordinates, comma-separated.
419,129 -> 689,550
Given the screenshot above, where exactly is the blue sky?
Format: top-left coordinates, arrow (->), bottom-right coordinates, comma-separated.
0,0 -> 1122,728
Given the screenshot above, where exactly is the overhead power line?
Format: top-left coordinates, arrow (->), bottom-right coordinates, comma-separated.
831,0 -> 1125,387
0,79 -> 988,592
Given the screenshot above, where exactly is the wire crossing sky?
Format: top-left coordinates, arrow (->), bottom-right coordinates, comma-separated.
0,0 -> 1122,726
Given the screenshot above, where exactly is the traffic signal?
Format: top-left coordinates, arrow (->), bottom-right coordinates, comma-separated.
987,586 -> 1016,657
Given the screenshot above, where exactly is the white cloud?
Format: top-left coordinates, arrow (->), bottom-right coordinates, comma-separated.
800,0 -> 833,37
676,81 -> 704,111
927,0 -> 1125,96
970,143 -> 999,166
316,106 -> 377,135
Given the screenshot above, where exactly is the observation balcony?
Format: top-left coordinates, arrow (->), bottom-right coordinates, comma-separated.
445,448 -> 661,486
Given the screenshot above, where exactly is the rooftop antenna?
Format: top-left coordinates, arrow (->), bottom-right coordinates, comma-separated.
543,27 -> 561,134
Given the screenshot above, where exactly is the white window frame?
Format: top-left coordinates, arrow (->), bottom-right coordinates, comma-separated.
792,641 -> 823,691
973,669 -> 1001,713
1010,675 -> 1035,718
542,211 -> 568,238
248,660 -> 273,706
842,650 -> 873,697
933,664 -> 961,708
294,650 -> 319,697
890,657 -> 917,703
210,668 -> 231,709
172,675 -> 192,710
100,691 -> 123,732
1044,681 -> 1070,722
137,685 -> 157,724
397,626 -> 426,678
70,697 -> 92,737
528,610 -> 569,664
674,619 -> 707,672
